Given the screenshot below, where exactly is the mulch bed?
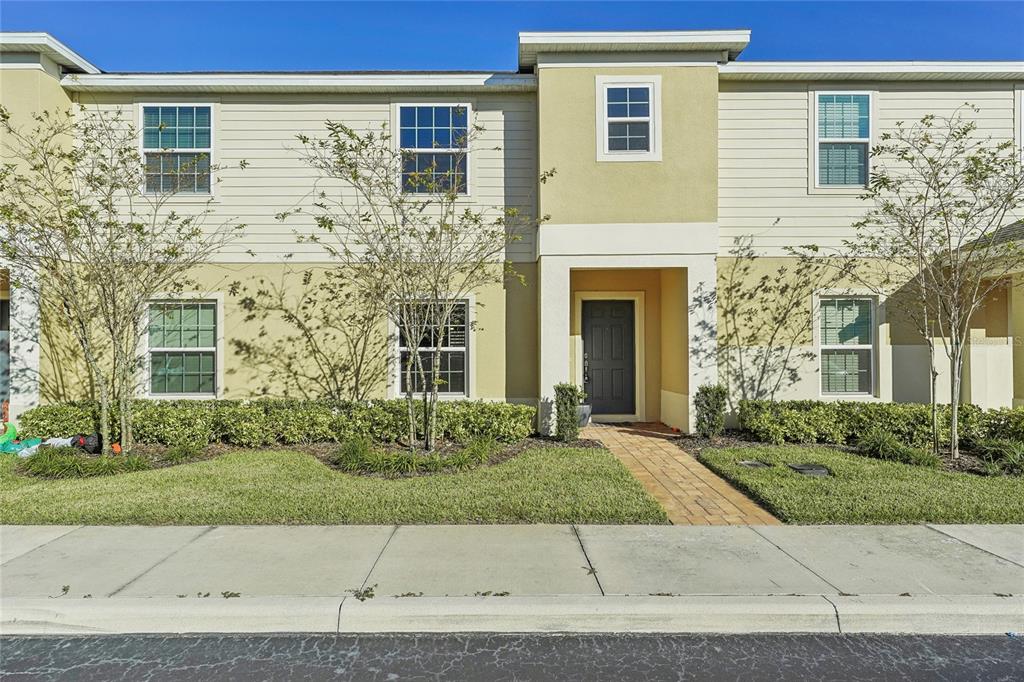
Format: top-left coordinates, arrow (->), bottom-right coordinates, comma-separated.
676,430 -> 1001,477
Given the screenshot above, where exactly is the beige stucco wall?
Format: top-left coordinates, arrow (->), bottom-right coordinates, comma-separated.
505,262 -> 539,400
0,63 -> 73,125
538,66 -> 718,225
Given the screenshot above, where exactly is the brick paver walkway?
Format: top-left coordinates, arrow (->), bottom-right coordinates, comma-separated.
583,422 -> 780,526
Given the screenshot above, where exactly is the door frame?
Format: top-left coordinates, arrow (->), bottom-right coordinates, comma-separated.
573,290 -> 646,422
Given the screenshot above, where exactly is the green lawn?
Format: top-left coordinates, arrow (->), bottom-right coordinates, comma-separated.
698,445 -> 1024,524
0,446 -> 667,525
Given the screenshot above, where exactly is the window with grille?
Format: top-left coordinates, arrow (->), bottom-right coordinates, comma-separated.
398,300 -> 468,396
606,86 -> 651,153
398,105 -> 468,194
148,301 -> 217,395
816,93 -> 871,187
819,298 -> 874,395
142,105 -> 212,193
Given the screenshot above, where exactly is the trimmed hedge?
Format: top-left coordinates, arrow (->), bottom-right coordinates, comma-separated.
737,399 -> 1020,448
18,399 -> 536,449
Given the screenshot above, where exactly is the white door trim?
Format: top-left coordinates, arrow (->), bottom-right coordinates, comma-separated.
573,290 -> 646,422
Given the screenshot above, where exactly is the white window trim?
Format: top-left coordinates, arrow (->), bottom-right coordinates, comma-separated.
137,102 -> 216,199
391,102 -> 474,197
815,294 -> 878,399
595,75 -> 662,162
389,296 -> 475,400
810,90 -> 874,192
1016,84 -> 1023,163
140,293 -> 225,400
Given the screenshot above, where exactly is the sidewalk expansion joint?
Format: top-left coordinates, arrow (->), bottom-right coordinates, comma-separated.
820,595 -> 843,633
571,525 -> 605,596
359,525 -> 398,590
748,526 -> 846,595
0,526 -> 83,566
106,526 -> 216,597
923,524 -> 1024,569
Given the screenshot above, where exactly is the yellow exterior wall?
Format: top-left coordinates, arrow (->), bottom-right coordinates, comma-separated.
36,262 -> 518,402
0,66 -> 73,129
569,269 -> 663,420
659,268 -> 688,396
505,262 -> 539,400
537,66 -> 718,225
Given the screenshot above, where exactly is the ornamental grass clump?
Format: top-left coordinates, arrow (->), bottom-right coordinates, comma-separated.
18,447 -> 150,479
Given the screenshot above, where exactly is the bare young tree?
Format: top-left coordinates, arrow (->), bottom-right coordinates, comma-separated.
0,105 -> 243,452
286,114 -> 549,450
845,106 -> 1024,457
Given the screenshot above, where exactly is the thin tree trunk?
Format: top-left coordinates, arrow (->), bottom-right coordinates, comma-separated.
927,339 -> 939,455
949,342 -> 962,460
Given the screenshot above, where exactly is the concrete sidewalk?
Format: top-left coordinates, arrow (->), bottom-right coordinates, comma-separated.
1,524 -> 1021,635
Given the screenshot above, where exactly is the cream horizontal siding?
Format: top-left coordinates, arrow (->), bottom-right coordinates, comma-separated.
77,92 -> 538,262
718,81 -> 1020,254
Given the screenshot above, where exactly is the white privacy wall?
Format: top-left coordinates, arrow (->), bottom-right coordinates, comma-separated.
78,92 -> 539,263
718,81 -> 1020,255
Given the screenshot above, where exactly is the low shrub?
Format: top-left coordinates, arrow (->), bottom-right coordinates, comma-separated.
438,402 -> 536,444
17,399 -> 536,449
18,447 -> 150,479
17,403 -> 98,440
855,427 -> 940,468
694,384 -> 728,438
554,383 -> 586,443
974,438 -> 1024,475
738,399 -> 1008,450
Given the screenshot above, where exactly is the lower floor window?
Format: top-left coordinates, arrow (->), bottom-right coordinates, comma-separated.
148,301 -> 217,395
819,297 -> 874,395
398,300 -> 468,395
145,152 -> 211,193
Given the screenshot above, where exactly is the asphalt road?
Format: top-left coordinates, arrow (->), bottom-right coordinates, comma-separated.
1,633 -> 1022,681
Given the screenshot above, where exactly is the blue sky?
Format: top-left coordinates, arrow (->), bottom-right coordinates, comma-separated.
2,1 -> 1021,72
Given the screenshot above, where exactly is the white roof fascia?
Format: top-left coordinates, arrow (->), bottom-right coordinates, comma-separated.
0,32 -> 100,74
720,61 -> 1024,80
60,72 -> 537,93
518,30 -> 751,68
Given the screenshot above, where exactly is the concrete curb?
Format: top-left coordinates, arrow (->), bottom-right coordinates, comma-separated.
829,595 -> 1024,634
2,595 -> 1021,636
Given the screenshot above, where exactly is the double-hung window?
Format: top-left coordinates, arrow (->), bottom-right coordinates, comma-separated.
148,301 -> 217,396
819,298 -> 874,395
398,300 -> 469,396
398,105 -> 468,194
606,86 -> 652,153
142,105 -> 212,193
816,93 -> 871,187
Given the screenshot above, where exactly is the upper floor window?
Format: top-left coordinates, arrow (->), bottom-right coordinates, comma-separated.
819,297 -> 874,395
398,105 -> 468,194
596,76 -> 661,162
816,93 -> 871,187
607,87 -> 651,152
142,105 -> 212,194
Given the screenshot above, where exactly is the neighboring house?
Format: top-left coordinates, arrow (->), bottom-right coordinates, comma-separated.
1,31 -> 1023,431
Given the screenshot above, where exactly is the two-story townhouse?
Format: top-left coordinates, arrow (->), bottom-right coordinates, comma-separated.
1,30 -> 1022,431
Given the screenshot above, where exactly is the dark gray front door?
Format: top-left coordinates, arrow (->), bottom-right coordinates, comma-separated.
582,300 -> 635,415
